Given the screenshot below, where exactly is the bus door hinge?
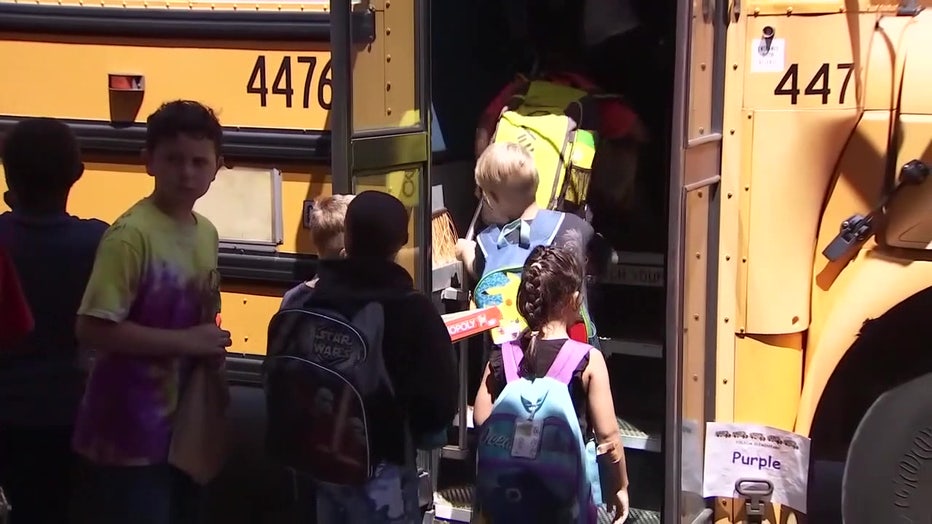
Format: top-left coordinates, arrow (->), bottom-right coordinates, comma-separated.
822,159 -> 929,262
735,479 -> 772,524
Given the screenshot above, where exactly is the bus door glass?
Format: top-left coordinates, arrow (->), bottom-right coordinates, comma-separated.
330,0 -> 431,291
666,0 -> 725,520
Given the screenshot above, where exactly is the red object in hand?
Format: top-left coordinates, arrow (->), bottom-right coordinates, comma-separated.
569,322 -> 588,344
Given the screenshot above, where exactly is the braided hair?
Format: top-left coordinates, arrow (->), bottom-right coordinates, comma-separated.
516,245 -> 584,378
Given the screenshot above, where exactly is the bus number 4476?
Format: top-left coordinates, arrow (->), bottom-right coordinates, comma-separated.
246,55 -> 332,110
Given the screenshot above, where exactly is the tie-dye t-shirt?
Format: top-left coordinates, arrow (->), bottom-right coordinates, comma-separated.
73,198 -> 220,466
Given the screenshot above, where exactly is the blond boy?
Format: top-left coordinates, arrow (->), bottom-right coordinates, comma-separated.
280,194 -> 354,308
455,142 -> 601,346
456,142 -> 596,277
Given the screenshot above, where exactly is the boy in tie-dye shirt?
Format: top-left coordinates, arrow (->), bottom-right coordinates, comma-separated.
73,101 -> 232,524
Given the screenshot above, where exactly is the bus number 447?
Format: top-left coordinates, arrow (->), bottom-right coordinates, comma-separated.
774,63 -> 854,105
247,55 -> 333,110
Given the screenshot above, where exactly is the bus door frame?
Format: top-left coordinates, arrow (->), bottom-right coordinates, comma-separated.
329,0 -> 437,506
329,0 -> 432,286
665,0 -> 726,520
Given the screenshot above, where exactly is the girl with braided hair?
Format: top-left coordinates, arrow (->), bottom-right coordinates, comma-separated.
473,245 -> 631,523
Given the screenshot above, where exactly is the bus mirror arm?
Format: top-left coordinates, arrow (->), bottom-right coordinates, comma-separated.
822,159 -> 928,262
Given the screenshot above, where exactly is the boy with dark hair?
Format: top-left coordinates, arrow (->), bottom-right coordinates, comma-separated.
73,100 -> 231,524
0,117 -> 108,524
265,190 -> 458,523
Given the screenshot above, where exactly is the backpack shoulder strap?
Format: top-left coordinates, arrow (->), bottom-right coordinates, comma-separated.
501,341 -> 523,383
476,223 -> 501,259
529,210 -> 565,245
545,339 -> 592,385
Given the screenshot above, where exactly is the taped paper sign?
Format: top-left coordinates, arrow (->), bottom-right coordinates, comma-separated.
442,306 -> 502,342
702,422 -> 811,512
750,38 -> 786,73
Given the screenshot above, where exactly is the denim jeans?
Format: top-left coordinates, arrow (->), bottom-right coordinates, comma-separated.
315,462 -> 420,524
74,462 -> 204,524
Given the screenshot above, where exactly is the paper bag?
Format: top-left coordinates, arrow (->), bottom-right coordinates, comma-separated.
168,362 -> 231,485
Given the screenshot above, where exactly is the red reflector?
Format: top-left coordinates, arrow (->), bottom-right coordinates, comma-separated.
109,74 -> 144,91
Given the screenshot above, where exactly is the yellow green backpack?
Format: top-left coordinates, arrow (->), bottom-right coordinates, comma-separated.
491,73 -> 603,218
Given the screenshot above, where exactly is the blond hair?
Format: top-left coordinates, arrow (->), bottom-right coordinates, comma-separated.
474,142 -> 538,203
309,194 -> 354,258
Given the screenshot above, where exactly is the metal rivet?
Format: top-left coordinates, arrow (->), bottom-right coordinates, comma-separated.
724,317 -> 730,323
694,314 -> 700,321
723,378 -> 729,384
727,192 -> 733,198
730,129 -> 735,134
725,255 -> 731,261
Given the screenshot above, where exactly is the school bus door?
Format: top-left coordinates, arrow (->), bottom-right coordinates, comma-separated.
666,0 -> 725,521
329,0 -> 432,290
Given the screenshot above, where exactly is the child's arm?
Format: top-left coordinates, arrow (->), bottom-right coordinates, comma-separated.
76,226 -> 230,358
403,294 -> 459,435
472,362 -> 495,426
455,239 -> 478,280
584,348 -> 630,520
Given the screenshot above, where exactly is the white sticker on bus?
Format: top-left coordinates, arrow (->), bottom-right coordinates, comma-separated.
751,38 -> 786,73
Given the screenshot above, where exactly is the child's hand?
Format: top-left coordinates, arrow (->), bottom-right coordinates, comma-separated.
455,239 -> 476,262
610,487 -> 630,523
182,323 -> 232,356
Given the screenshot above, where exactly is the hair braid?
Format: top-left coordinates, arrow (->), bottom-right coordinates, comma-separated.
514,245 -> 584,379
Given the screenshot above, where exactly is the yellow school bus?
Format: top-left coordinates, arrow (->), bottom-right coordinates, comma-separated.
1,0 -> 931,522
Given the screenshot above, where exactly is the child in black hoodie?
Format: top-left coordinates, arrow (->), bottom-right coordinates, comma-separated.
291,190 -> 458,523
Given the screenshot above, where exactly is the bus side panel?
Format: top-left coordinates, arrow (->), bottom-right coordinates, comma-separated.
0,35 -> 333,131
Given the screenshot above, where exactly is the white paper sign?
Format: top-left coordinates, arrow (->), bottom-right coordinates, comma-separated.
750,38 -> 786,73
702,422 -> 811,512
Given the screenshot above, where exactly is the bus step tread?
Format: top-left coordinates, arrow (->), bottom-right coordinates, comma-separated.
617,416 -> 662,453
600,337 -> 664,359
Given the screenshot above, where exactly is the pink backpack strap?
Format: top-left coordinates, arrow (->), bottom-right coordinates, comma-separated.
501,341 -> 523,383
545,340 -> 592,384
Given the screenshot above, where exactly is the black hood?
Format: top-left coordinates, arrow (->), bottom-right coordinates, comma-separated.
311,256 -> 415,301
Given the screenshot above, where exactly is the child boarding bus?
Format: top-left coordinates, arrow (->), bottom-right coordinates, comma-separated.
1,0 -> 931,522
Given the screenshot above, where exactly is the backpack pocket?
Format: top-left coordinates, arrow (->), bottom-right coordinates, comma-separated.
474,267 -> 526,345
560,129 -> 597,214
265,355 -> 372,486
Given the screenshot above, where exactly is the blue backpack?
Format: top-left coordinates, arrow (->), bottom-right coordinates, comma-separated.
475,339 -> 598,524
476,210 -> 592,346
